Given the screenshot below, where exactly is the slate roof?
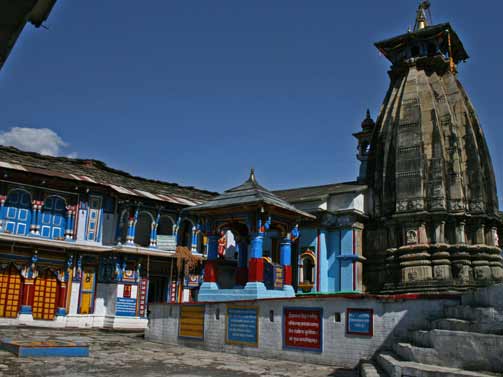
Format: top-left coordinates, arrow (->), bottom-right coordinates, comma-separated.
274,182 -> 367,203
187,169 -> 315,219
0,146 -> 215,205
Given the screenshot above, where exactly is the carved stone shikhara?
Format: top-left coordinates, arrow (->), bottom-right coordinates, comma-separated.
363,18 -> 503,293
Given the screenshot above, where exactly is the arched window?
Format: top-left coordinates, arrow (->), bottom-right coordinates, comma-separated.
298,251 -> 316,293
302,256 -> 315,283
4,189 -> 32,235
118,209 -> 129,244
134,211 -> 153,247
218,229 -> 238,260
157,216 -> 174,236
157,216 -> 175,251
40,196 -> 67,239
178,219 -> 193,248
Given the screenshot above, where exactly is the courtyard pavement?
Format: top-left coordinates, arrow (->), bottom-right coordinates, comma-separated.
0,327 -> 354,377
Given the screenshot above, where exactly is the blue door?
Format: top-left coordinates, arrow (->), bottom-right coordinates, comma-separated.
4,190 -> 31,235
40,196 -> 67,239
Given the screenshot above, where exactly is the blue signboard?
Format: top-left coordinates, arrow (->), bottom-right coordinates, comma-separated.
226,306 -> 258,347
116,297 -> 137,317
346,308 -> 373,336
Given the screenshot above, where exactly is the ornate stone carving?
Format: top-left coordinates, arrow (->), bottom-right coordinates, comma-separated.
406,229 -> 418,245
363,7 -> 502,293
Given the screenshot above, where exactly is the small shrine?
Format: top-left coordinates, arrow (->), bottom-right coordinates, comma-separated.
186,169 -> 315,301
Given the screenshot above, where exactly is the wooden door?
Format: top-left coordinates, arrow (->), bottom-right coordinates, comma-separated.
0,266 -> 21,318
79,268 -> 96,314
33,271 -> 58,320
40,196 -> 66,239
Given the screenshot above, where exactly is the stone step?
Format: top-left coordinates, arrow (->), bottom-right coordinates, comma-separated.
406,329 -> 503,372
441,306 -> 503,335
393,343 -> 442,366
430,318 -> 473,332
409,330 -> 431,348
376,352 -> 495,377
359,361 -> 387,377
430,318 -> 503,335
443,305 -> 499,322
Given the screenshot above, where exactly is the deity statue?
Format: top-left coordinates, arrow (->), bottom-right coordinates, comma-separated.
217,231 -> 226,258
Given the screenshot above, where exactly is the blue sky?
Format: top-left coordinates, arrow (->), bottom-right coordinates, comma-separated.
1,1 -> 502,198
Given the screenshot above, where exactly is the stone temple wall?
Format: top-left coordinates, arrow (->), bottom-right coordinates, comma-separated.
145,294 -> 459,368
461,282 -> 503,311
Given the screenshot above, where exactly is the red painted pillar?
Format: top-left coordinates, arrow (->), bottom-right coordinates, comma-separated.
204,261 -> 217,283
56,282 -> 68,316
204,234 -> 219,284
20,278 -> 34,315
284,265 -> 292,286
248,258 -> 264,282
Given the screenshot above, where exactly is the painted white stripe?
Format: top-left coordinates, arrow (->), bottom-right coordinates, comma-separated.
171,196 -> 197,205
0,162 -> 27,171
69,174 -> 83,181
157,194 -> 184,204
134,189 -> 163,201
80,175 -> 97,183
109,184 -> 137,196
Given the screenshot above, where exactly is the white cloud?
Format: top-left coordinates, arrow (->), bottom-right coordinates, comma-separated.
0,127 -> 71,156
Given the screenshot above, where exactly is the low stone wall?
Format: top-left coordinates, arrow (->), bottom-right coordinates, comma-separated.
461,283 -> 503,310
0,315 -> 148,330
145,294 -> 460,368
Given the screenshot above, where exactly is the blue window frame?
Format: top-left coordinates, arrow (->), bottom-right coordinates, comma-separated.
40,196 -> 67,240
4,189 -> 32,235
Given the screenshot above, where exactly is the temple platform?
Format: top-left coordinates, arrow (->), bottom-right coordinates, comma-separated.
198,282 -> 295,302
0,338 -> 89,357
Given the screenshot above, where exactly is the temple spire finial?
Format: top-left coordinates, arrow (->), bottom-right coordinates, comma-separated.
414,1 -> 431,31
249,168 -> 256,183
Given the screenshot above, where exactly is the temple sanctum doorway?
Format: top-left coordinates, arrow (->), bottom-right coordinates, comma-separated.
0,265 -> 21,318
32,270 -> 58,320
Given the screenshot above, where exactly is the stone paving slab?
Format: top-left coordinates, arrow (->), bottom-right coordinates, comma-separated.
0,327 -> 354,377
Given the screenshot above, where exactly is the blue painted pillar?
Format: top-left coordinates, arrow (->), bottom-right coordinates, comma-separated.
30,201 -> 41,236
339,228 -> 357,292
326,230 -> 341,292
280,237 -> 292,286
126,208 -> 138,246
191,226 -> 198,253
149,216 -> 158,248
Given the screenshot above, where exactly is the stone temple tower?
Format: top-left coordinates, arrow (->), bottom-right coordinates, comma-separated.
364,2 -> 503,293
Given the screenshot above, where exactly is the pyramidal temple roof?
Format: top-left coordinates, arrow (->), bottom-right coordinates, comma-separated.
187,169 -> 315,219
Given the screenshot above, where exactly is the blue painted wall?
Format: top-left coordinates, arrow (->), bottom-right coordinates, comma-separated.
326,230 -> 340,292
299,226 -> 357,294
